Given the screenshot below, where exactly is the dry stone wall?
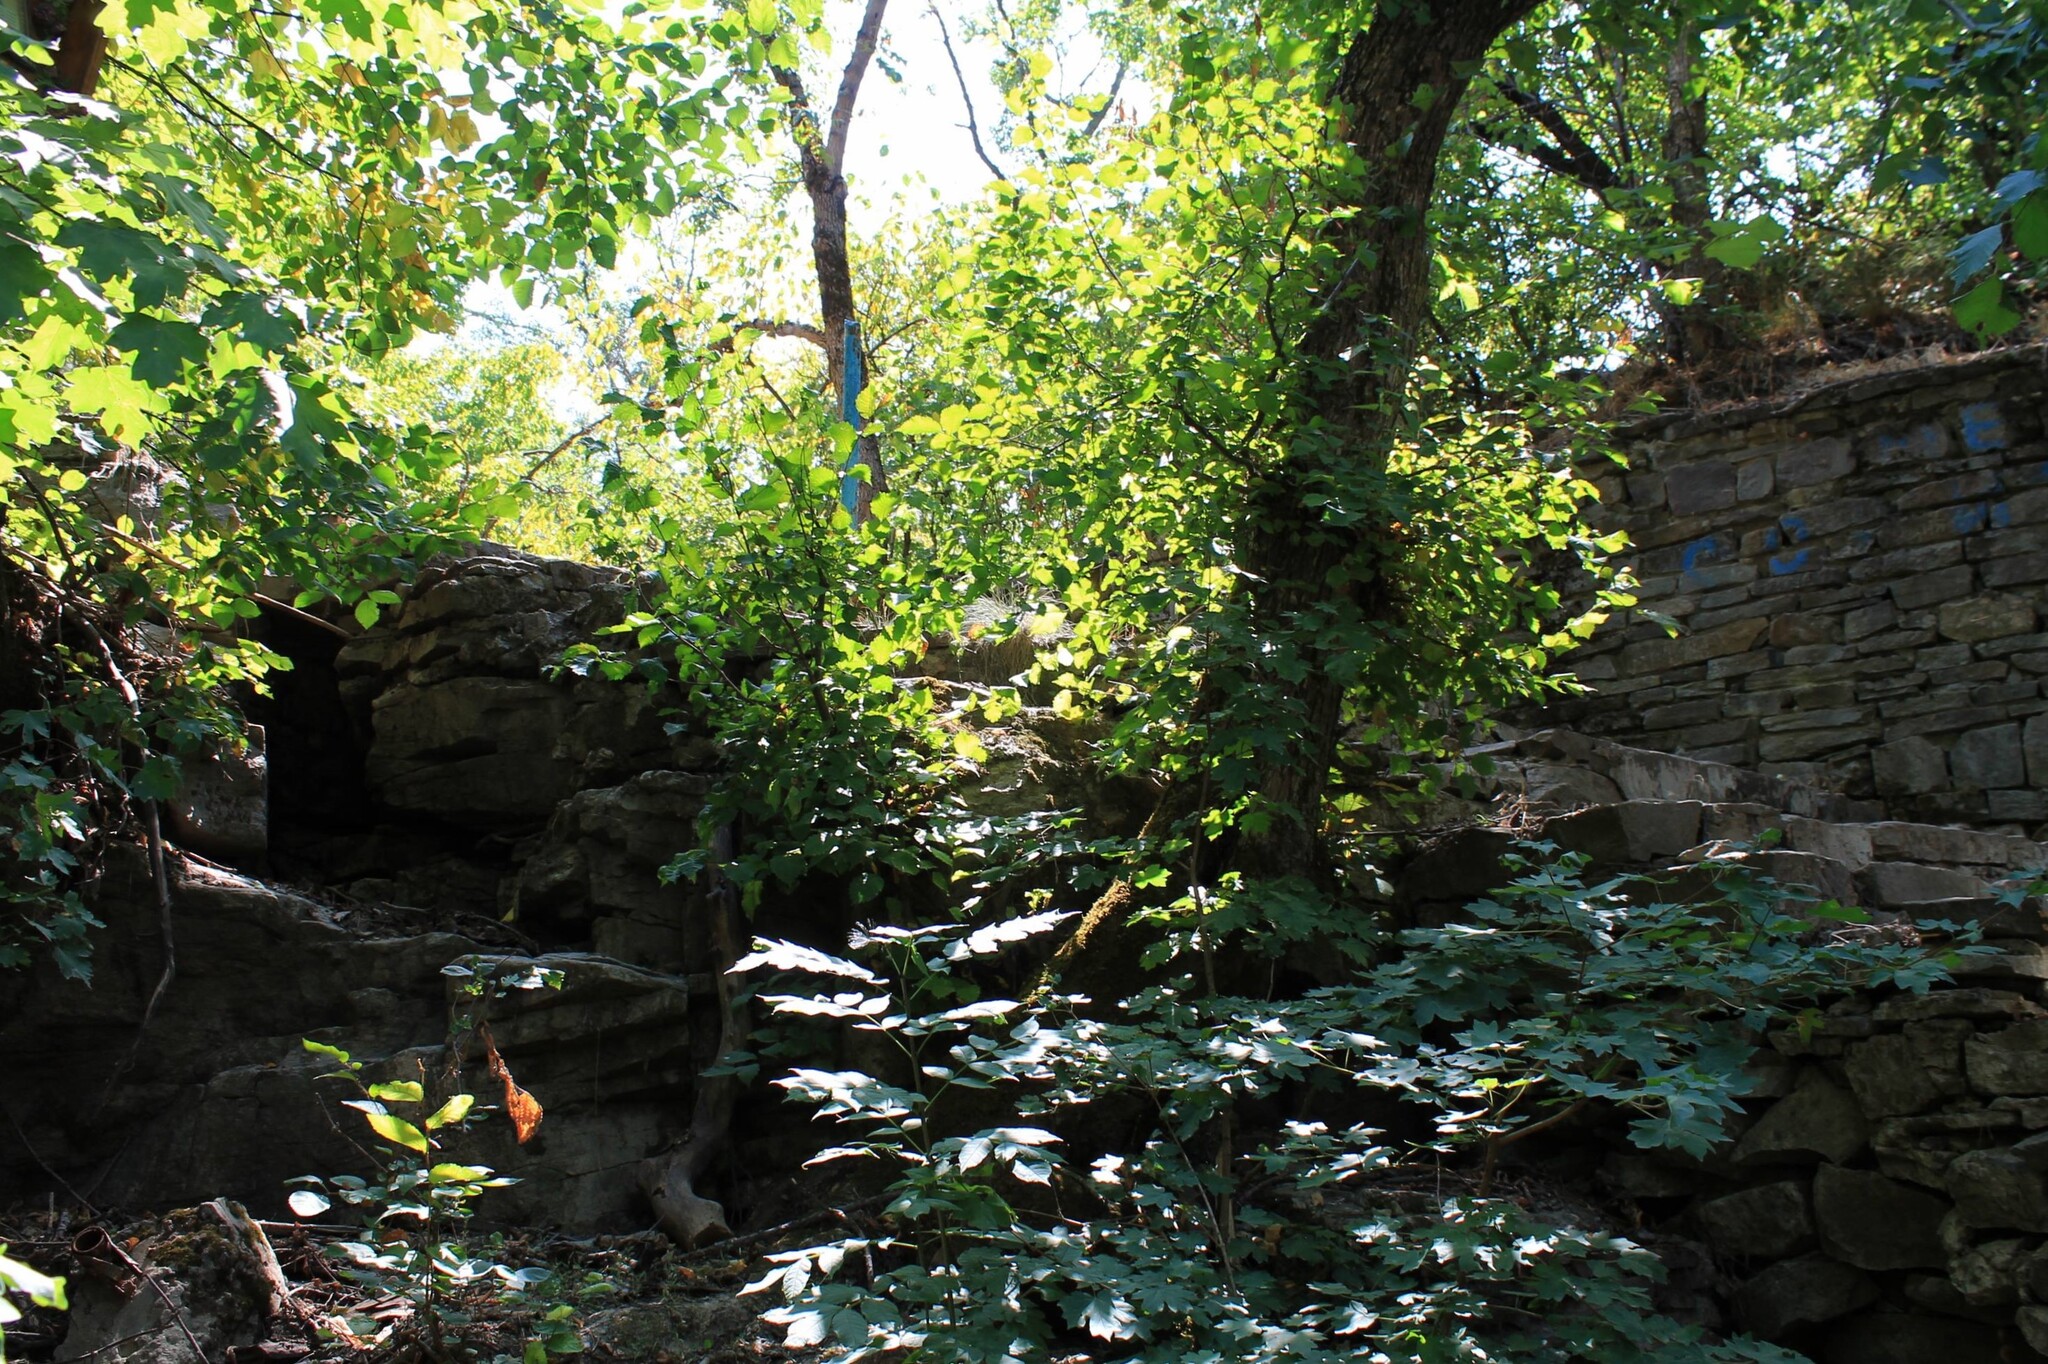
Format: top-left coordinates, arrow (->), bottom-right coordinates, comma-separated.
1546,347 -> 2048,831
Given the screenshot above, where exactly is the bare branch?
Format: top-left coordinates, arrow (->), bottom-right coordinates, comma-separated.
929,3 -> 1008,181
1081,59 -> 1127,138
515,413 -> 612,485
1483,76 -> 1624,194
716,318 -> 829,350
826,0 -> 891,175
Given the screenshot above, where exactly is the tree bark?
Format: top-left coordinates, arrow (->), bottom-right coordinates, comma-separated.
773,0 -> 889,401
1226,0 -> 1541,881
1659,14 -> 1728,365
53,0 -> 107,96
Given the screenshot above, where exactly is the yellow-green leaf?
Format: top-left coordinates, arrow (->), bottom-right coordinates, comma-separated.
423,1093 -> 475,1130
364,1111 -> 429,1154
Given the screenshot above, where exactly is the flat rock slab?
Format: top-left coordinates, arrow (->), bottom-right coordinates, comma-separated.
1734,1073 -> 1869,1167
1812,1164 -> 1948,1269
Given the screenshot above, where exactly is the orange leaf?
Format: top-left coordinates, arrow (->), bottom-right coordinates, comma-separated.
481,1025 -> 543,1145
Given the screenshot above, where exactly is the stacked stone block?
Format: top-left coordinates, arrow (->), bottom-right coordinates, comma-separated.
1549,348 -> 2048,831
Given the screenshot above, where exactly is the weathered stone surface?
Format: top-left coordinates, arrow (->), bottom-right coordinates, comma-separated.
1775,436 -> 1854,488
54,1206 -> 275,1364
2019,1245 -> 2048,1302
1968,1020 -> 2048,1096
1734,1072 -> 1869,1166
1541,800 -> 1704,864
1693,1180 -> 1814,1260
1874,1109 -> 2021,1187
167,727 -> 269,862
2027,713 -> 2048,789
1733,1255 -> 1878,1336
1666,460 -> 1739,515
1903,1017 -> 1979,1098
1863,860 -> 1989,907
1876,989 -> 2045,1026
1619,619 -> 1770,678
1534,351 -> 2048,828
1941,595 -> 2038,644
1947,1148 -> 2048,1231
1952,722 -> 2029,790
1847,1033 -> 1948,1117
1814,1164 -> 1948,1269
1950,1235 -> 2030,1306
2023,1304 -> 2048,1355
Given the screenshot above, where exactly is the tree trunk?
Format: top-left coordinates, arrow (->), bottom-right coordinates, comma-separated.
1659,15 -> 1728,364
1226,0 -> 1541,881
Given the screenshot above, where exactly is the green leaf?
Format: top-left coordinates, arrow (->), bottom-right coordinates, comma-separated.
2014,192 -> 2048,262
203,293 -> 302,354
1952,224 -> 2005,284
428,1161 -> 492,1183
367,1080 -> 424,1103
363,1111 -> 430,1154
1702,234 -> 1763,269
423,1093 -> 476,1130
746,0 -> 775,32
55,221 -> 193,308
108,317 -> 208,385
1955,277 -> 2021,336
0,236 -> 54,324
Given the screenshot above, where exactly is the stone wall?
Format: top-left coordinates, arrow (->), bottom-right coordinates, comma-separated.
1546,347 -> 2048,831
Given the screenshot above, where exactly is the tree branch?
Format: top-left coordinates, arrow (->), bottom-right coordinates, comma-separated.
1484,76 -> 1623,193
1081,59 -> 1127,138
714,318 -> 829,351
826,0 -> 891,175
929,3 -> 1007,181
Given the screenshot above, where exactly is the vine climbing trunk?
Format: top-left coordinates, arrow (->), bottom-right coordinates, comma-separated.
1224,0 -> 1544,883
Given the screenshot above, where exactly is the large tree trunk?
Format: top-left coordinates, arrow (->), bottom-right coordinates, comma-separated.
1226,0 -> 1541,881
1659,14 -> 1728,365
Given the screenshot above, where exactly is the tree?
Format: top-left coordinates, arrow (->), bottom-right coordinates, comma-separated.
0,0 -> 793,967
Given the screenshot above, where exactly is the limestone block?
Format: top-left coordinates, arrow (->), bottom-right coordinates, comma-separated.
1541,800 -> 1704,864
1619,618 -> 1769,678
1733,1256 -> 1877,1337
1666,460 -> 1739,515
1941,595 -> 2039,644
1877,992 -> 2043,1027
1990,788 -> 2048,822
1968,1020 -> 2048,1096
2025,714 -> 2048,788
166,726 -> 268,863
1775,436 -> 1855,488
1890,565 -> 1977,610
1736,458 -> 1774,500
1734,1072 -> 1869,1166
1874,1109 -> 2021,1187
1862,861 -> 1988,906
2026,1305 -> 2048,1356
1947,1147 -> 2048,1231
1873,736 -> 1951,796
1813,1164 -> 1949,1269
1693,1180 -> 1814,1260
1846,1033 -> 1947,1118
1954,1236 -> 2030,1309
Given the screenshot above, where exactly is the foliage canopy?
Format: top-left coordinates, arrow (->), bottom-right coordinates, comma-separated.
2,0 -> 2044,1358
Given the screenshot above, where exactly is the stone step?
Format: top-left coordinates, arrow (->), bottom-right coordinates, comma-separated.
1477,728 -> 1884,823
